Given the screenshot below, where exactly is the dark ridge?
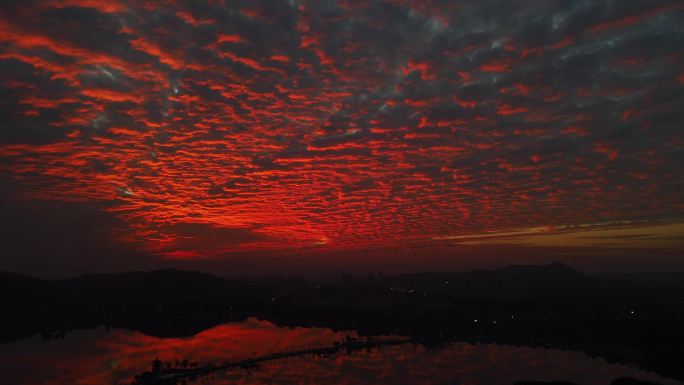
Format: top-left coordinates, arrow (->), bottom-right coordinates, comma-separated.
0,271 -> 49,285
497,261 -> 585,275
514,382 -> 579,385
0,271 -> 54,300
611,377 -> 665,385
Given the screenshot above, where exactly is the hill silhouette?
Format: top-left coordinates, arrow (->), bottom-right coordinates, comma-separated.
382,261 -> 595,299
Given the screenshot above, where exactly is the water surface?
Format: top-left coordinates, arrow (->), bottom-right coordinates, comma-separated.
1,318 -> 680,385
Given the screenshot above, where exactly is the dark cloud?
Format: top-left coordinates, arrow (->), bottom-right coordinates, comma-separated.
0,198 -> 162,277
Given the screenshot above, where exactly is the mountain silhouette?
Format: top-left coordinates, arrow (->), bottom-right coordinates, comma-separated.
58,268 -> 241,301
379,262 -> 595,299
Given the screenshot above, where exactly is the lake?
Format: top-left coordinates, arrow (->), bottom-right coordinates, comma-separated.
1,317 -> 680,385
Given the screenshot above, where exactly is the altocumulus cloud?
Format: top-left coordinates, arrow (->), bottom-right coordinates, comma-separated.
0,0 -> 683,274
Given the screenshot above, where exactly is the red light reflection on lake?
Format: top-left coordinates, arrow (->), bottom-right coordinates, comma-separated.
0,318 -> 679,385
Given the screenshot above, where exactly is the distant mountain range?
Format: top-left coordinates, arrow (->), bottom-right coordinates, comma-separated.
375,261 -> 596,298
2,262 -> 681,305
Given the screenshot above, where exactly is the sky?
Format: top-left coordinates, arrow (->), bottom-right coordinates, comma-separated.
1,0 -> 683,277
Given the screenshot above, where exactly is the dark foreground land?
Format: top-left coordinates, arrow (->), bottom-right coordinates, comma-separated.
2,262 -> 684,382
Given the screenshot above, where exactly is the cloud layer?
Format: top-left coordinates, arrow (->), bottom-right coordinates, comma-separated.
1,0 -> 683,271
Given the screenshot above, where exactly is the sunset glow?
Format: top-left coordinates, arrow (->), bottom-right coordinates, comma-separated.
1,0 -> 683,275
